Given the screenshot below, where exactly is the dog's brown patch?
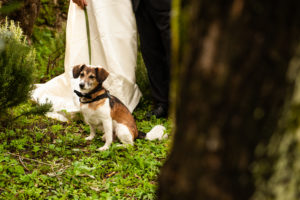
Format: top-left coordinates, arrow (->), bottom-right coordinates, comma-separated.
96,68 -> 109,83
73,64 -> 86,78
110,97 -> 138,139
73,65 -> 109,85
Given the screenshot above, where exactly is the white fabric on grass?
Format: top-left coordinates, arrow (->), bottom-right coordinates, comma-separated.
32,0 -> 142,121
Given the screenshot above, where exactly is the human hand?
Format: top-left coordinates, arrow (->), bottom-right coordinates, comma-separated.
72,0 -> 87,9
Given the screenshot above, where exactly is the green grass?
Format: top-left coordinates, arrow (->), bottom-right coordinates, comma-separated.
0,18 -> 166,199
0,99 -> 171,199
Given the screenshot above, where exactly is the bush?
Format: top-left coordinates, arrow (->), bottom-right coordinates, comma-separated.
0,19 -> 51,121
0,19 -> 35,113
35,0 -> 69,28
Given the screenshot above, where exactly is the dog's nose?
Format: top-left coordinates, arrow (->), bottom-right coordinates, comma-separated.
79,83 -> 85,89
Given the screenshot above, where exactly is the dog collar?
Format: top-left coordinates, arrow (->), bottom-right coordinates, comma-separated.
74,89 -> 111,104
73,84 -> 102,99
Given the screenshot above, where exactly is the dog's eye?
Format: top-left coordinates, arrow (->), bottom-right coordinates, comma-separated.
80,73 -> 84,77
89,75 -> 95,79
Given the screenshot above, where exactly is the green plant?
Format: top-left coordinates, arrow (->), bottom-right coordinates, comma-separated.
32,26 -> 65,82
30,0 -> 68,83
0,0 -> 23,15
0,99 -> 171,199
35,0 -> 69,27
0,19 -> 51,122
0,19 -> 35,113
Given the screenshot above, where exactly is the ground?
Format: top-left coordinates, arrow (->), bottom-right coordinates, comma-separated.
0,98 -> 171,199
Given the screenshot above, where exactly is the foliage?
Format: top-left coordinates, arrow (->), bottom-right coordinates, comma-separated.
31,26 -> 65,82
0,3 -> 167,198
0,0 -> 23,15
0,19 -> 35,113
0,19 -> 51,123
27,0 -> 68,83
0,99 -> 171,199
35,0 -> 69,28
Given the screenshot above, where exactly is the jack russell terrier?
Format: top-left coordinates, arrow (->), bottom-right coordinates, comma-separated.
73,64 -> 167,151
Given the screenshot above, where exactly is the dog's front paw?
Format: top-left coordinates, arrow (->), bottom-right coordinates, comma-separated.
85,136 -> 94,141
97,145 -> 109,151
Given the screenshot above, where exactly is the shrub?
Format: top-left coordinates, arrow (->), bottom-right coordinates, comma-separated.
0,19 -> 35,112
0,19 -> 51,120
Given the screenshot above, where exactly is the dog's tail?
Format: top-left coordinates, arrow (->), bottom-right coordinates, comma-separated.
137,125 -> 167,141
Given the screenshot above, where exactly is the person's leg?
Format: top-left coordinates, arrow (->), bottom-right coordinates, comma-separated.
148,4 -> 171,109
135,1 -> 170,117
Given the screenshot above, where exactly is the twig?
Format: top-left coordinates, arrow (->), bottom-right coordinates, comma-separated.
78,174 -> 95,179
105,171 -> 116,178
5,152 -> 52,166
48,162 -> 70,178
47,47 -> 64,76
18,156 -> 29,171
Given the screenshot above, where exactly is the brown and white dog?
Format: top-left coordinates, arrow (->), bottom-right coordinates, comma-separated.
72,64 -> 166,151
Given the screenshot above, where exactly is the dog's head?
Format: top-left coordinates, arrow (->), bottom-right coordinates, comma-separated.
72,64 -> 109,92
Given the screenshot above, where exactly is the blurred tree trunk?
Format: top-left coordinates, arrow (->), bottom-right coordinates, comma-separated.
1,0 -> 40,36
158,0 -> 300,200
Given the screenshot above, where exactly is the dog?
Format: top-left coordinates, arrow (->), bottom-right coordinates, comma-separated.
72,64 -> 167,151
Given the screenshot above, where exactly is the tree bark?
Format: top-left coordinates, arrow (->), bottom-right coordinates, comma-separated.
1,0 -> 41,36
158,0 -> 300,199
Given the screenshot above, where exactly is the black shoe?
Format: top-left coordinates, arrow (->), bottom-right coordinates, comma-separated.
146,104 -> 168,119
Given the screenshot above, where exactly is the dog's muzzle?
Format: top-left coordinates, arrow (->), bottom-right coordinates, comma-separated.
79,83 -> 85,89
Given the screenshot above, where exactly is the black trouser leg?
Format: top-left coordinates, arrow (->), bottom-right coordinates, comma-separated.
135,1 -> 171,107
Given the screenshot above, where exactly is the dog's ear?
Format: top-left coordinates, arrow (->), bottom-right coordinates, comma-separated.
72,64 -> 86,78
96,67 -> 109,83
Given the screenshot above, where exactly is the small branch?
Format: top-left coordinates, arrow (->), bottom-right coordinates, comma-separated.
78,174 -> 95,179
105,171 -> 117,178
18,156 -> 29,171
5,152 -> 52,166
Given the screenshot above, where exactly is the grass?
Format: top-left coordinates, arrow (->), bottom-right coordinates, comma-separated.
0,17 -> 169,199
0,99 -> 171,199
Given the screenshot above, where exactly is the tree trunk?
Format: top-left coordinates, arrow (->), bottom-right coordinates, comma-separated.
2,0 -> 41,36
158,0 -> 300,199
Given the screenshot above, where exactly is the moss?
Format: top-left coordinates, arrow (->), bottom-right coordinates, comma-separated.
252,46 -> 300,200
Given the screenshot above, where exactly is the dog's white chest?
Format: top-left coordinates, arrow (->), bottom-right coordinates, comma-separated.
80,99 -> 111,126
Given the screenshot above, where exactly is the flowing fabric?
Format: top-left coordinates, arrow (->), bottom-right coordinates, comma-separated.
32,0 -> 142,121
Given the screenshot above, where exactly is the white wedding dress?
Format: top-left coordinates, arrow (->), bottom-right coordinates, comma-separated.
32,0 -> 142,121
